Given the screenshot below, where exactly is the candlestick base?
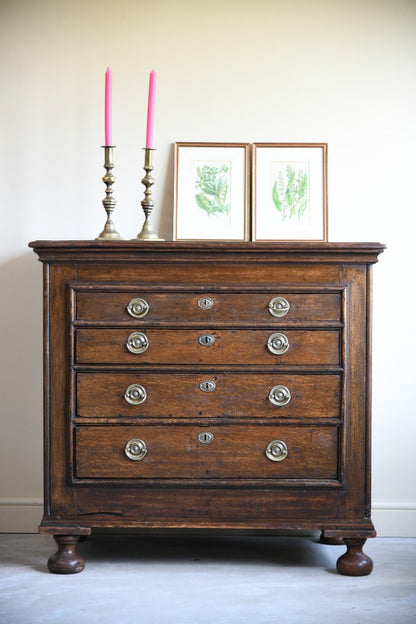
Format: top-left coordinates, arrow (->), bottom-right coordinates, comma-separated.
96,146 -> 122,241
135,148 -> 164,241
136,219 -> 164,241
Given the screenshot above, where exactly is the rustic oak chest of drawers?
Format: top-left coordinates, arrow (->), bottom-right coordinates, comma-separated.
30,240 -> 384,575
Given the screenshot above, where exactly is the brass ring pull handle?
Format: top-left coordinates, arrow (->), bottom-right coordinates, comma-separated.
124,384 -> 147,405
267,332 -> 289,355
127,297 -> 149,319
265,440 -> 288,462
126,332 -> 149,354
268,296 -> 290,318
268,385 -> 291,406
124,438 -> 147,461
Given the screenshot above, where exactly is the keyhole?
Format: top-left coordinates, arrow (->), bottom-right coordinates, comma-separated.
198,297 -> 214,310
199,380 -> 216,392
199,334 -> 215,346
197,431 -> 214,444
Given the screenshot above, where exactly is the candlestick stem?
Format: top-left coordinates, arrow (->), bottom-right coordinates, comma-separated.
96,146 -> 122,240
136,148 -> 164,240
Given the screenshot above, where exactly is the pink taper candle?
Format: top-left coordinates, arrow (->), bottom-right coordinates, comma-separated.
105,67 -> 112,146
145,70 -> 156,148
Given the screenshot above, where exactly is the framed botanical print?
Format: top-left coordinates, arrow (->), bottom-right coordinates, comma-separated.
252,143 -> 328,241
174,142 -> 250,241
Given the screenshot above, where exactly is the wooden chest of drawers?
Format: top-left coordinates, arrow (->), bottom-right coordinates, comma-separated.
30,241 -> 384,575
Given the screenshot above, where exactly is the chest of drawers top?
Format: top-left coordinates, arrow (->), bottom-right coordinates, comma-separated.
29,240 -> 385,263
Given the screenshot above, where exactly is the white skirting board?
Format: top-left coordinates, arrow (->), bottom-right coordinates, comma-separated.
372,501 -> 416,538
1,498 -> 415,536
0,499 -> 43,533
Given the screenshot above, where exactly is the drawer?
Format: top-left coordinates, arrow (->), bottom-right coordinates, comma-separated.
75,289 -> 341,324
75,328 -> 340,366
76,372 -> 341,420
75,424 -> 339,480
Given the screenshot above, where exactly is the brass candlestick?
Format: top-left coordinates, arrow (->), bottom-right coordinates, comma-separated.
136,148 -> 164,240
96,146 -> 122,240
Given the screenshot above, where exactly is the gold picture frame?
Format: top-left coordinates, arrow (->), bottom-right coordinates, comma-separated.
252,143 -> 328,241
174,142 -> 250,241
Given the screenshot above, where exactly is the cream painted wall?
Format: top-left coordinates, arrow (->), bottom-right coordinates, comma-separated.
1,0 -> 415,535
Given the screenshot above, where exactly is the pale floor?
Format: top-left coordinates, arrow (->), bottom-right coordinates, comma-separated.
0,533 -> 415,624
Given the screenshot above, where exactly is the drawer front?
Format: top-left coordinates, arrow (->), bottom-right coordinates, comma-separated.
76,372 -> 341,420
75,425 -> 338,480
75,290 -> 341,324
75,328 -> 340,366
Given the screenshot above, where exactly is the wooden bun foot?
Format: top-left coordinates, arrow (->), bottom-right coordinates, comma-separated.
47,535 -> 85,574
319,531 -> 344,546
336,538 -> 373,576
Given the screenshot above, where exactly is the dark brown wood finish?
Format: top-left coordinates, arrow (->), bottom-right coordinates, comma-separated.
76,372 -> 341,420
30,241 -> 384,575
75,424 -> 339,480
75,327 -> 340,366
75,289 -> 341,324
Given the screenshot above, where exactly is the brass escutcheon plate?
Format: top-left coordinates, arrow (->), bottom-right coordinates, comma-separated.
199,380 -> 216,392
198,334 -> 215,346
197,432 -> 215,444
198,296 -> 214,310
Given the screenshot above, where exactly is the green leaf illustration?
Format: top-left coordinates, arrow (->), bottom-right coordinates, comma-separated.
272,181 -> 282,213
195,163 -> 231,216
216,177 -> 228,202
199,185 -> 218,196
195,192 -> 213,213
271,164 -> 309,221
